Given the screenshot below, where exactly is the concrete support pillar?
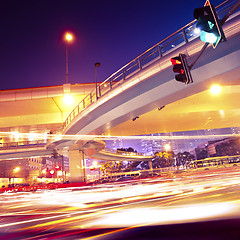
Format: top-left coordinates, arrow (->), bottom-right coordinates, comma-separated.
149,161 -> 153,172
68,150 -> 86,183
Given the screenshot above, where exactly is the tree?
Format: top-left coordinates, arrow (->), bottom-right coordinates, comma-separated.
176,151 -> 195,167
152,151 -> 175,168
196,148 -> 208,160
100,161 -> 124,174
117,147 -> 137,153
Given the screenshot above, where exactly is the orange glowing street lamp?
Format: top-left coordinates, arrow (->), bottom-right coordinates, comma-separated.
65,32 -> 73,42
13,166 -> 20,173
64,32 -> 73,84
164,143 -> 171,152
210,84 -> 221,95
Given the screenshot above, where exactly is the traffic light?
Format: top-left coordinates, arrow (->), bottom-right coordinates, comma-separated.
194,0 -> 226,48
171,53 -> 192,84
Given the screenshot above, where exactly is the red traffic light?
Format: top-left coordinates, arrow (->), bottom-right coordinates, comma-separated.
171,54 -> 192,84
171,57 -> 185,74
171,57 -> 181,65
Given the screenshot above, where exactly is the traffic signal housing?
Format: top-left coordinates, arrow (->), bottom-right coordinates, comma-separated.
171,53 -> 192,85
194,0 -> 226,48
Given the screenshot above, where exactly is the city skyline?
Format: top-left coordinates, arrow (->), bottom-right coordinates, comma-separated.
105,127 -> 240,155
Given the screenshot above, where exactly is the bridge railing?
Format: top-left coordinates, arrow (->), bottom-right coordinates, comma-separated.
63,0 -> 238,130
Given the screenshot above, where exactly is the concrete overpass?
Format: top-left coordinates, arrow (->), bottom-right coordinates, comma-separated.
49,6 -> 240,148
0,83 -> 93,158
47,2 -> 240,181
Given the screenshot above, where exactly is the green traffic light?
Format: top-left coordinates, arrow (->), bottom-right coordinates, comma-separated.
200,31 -> 218,44
194,1 -> 226,48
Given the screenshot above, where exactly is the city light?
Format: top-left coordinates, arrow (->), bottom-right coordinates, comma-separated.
194,27 -> 201,34
90,161 -> 100,171
63,93 -> 74,105
164,143 -> 171,151
210,84 -> 221,95
92,161 -> 98,167
65,32 -> 73,42
28,132 -> 36,141
12,131 -> 19,141
13,167 -> 20,173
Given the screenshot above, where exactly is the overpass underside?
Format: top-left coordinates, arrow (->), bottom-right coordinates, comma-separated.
107,82 -> 240,136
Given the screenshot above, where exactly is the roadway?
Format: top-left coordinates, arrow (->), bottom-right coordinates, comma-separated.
1,167 -> 240,239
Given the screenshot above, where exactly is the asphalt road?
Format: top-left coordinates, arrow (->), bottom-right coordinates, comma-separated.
1,167 -> 240,239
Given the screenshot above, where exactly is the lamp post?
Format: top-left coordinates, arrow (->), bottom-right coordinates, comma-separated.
94,62 -> 101,100
65,32 -> 73,84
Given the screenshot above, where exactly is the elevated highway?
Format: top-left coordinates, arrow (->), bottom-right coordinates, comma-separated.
48,3 -> 240,153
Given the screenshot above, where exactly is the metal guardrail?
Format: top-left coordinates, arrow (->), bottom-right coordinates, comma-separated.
63,0 -> 239,130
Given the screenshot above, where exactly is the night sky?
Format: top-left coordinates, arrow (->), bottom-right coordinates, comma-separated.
1,0 -> 223,90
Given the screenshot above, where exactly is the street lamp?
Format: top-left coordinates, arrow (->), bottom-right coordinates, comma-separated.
95,62 -> 101,100
13,167 -> 20,173
64,32 -> 73,84
11,167 -> 20,185
210,84 -> 221,95
164,143 -> 171,152
63,32 -> 75,106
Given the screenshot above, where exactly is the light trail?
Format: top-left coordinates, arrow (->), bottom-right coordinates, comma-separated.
1,169 -> 240,230
1,168 -> 240,240
1,131 -> 240,141
86,202 -> 237,228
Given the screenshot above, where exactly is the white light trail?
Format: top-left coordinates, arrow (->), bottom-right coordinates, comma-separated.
0,131 -> 240,142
